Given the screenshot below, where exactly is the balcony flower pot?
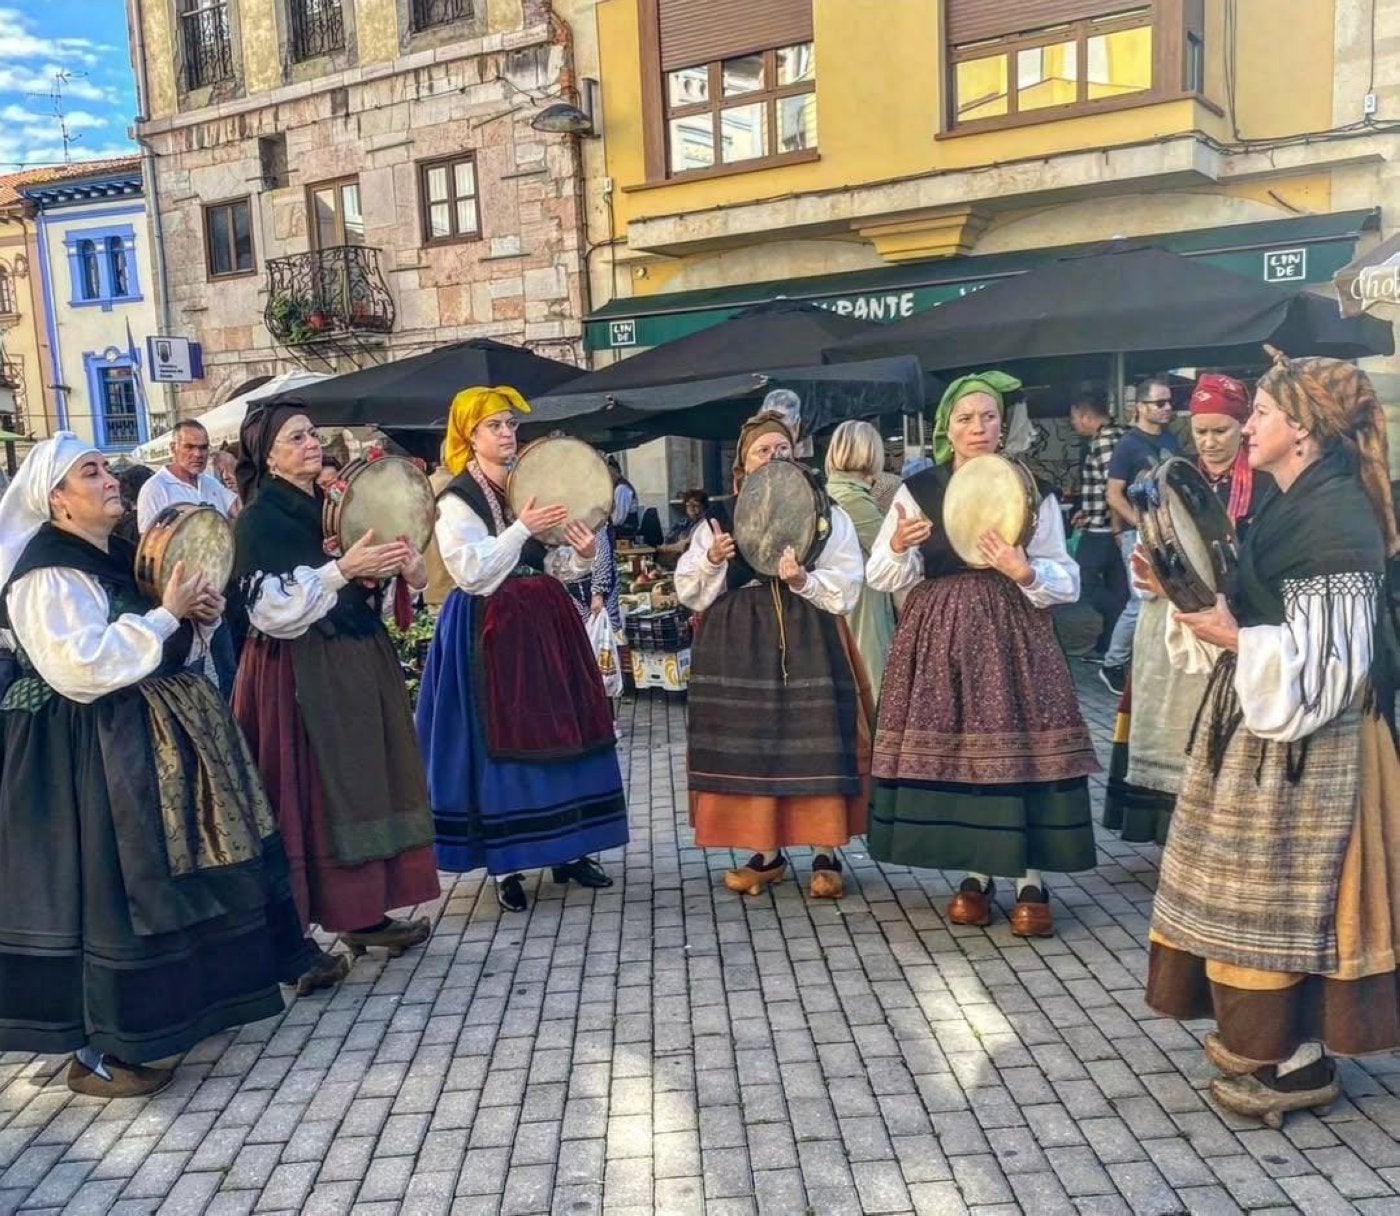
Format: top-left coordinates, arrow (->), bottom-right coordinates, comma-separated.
306,311 -> 329,333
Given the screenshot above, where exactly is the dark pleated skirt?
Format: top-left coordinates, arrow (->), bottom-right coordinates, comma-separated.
234,635 -> 441,934
0,686 -> 311,1062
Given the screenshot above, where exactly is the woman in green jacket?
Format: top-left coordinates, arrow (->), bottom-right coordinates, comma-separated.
825,420 -> 897,699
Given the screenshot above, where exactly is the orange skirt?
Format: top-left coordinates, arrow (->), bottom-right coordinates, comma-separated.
689,619 -> 873,851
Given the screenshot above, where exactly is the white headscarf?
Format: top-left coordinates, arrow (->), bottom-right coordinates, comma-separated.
0,432 -> 97,592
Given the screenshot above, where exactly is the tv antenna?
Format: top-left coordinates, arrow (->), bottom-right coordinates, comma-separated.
27,70 -> 87,164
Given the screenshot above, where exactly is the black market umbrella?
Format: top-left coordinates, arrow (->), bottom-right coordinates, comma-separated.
524,355 -> 926,450
825,245 -> 1394,371
521,300 -> 929,448
267,338 -> 582,429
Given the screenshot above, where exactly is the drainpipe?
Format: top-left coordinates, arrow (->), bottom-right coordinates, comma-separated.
128,0 -> 176,430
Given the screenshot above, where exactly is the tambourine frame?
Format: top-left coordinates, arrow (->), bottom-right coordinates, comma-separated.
1129,458 -> 1238,614
732,458 -> 831,578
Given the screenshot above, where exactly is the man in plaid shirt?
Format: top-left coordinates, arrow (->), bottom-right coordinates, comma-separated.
1069,395 -> 1126,659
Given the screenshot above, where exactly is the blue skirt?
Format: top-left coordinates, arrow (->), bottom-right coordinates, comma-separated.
416,588 -> 629,875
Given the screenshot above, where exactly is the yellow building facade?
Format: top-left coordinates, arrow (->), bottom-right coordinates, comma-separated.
0,182 -> 49,446
580,0 -> 1396,356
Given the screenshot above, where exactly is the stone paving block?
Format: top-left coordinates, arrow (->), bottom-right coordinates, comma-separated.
252,1162 -> 318,1213
120,1150 -> 190,1200
402,1170 -> 456,1216
1106,1161 -> 1188,1216
62,1177 -> 127,1215
907,1180 -> 970,1215
891,1134 -> 953,1184
851,1159 -> 913,1213
950,1153 -> 1014,1206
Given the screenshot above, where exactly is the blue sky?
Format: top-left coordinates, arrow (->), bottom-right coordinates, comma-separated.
0,0 -> 138,172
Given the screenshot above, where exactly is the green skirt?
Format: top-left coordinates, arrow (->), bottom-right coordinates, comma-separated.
868,777 -> 1096,877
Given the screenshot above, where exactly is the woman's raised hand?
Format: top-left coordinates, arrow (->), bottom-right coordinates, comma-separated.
890,503 -> 933,555
706,524 -> 737,566
336,529 -> 405,581
562,520 -> 597,559
161,561 -> 210,621
518,496 -> 569,537
1130,545 -> 1165,599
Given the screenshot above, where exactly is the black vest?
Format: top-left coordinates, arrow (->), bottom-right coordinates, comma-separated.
905,466 -> 977,580
442,471 -> 548,573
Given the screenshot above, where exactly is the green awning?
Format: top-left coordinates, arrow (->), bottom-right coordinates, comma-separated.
587,209 -> 1379,352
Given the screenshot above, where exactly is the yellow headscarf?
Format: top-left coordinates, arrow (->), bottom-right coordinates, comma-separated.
443,386 -> 532,475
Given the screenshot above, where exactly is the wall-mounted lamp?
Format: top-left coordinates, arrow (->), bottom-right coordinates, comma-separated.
531,78 -> 601,137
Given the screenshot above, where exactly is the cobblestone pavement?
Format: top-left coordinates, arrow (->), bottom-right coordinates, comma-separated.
4,669 -> 1400,1216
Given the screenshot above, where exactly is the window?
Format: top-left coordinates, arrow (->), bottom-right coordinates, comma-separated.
419,155 -> 481,245
290,0 -> 344,61
412,0 -> 470,32
204,199 -> 256,278
180,0 -> 234,90
259,134 -> 289,189
948,7 -> 1158,129
308,178 -> 363,249
664,42 -> 816,175
106,237 -> 130,298
78,240 -> 101,301
98,366 -> 140,447
0,267 -> 14,316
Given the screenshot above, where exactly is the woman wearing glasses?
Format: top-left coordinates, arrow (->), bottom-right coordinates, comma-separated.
231,405 -> 440,991
415,388 -> 629,913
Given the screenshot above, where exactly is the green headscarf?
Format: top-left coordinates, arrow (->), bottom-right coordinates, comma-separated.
932,371 -> 1023,465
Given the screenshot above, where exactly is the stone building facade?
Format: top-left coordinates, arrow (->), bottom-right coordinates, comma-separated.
127,0 -> 589,419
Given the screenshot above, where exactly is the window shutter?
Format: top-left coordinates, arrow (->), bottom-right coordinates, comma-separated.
658,0 -> 813,71
945,0 -> 1146,47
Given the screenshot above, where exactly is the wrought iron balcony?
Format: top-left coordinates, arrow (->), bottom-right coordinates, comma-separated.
182,0 -> 234,89
413,0 -> 472,31
264,245 -> 395,346
290,0 -> 345,62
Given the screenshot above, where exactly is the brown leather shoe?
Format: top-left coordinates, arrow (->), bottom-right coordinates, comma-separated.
724,853 -> 787,895
67,1056 -> 173,1099
809,856 -> 844,899
1009,886 -> 1054,938
947,878 -> 994,926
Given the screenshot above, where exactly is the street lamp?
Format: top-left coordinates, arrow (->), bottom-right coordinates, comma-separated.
530,79 -> 601,137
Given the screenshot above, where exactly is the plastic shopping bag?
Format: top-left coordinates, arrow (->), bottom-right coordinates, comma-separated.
587,610 -> 624,698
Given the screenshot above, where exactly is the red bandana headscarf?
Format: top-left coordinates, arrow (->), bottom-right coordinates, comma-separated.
1189,373 -> 1255,523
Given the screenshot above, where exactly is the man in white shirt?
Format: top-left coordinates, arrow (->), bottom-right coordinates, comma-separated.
137,420 -> 240,530
136,419 -> 240,697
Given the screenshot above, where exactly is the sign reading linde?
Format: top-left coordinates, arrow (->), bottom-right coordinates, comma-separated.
1264,248 -> 1307,283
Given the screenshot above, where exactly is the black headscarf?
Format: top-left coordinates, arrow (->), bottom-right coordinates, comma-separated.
235,402 -> 304,505
231,404 -> 382,639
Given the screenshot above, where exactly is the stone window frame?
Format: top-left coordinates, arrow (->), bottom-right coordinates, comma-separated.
278,0 -> 359,86
394,0 -> 486,56
172,0 -> 247,110
203,196 -> 259,281
417,152 -> 484,249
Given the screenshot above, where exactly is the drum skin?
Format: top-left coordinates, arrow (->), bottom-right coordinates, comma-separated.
323,456 -> 436,554
507,436 -> 613,547
942,454 -> 1039,568
135,504 -> 234,599
732,459 -> 830,578
1132,458 -> 1236,613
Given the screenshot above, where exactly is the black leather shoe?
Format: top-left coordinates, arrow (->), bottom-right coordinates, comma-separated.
495,874 -> 528,912
551,857 -> 614,888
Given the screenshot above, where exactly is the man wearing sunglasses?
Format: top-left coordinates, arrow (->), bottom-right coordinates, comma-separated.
1099,378 -> 1181,695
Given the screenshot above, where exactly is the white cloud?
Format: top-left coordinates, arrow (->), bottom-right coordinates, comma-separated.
0,7 -> 130,168
0,63 -> 116,103
0,8 -> 108,67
